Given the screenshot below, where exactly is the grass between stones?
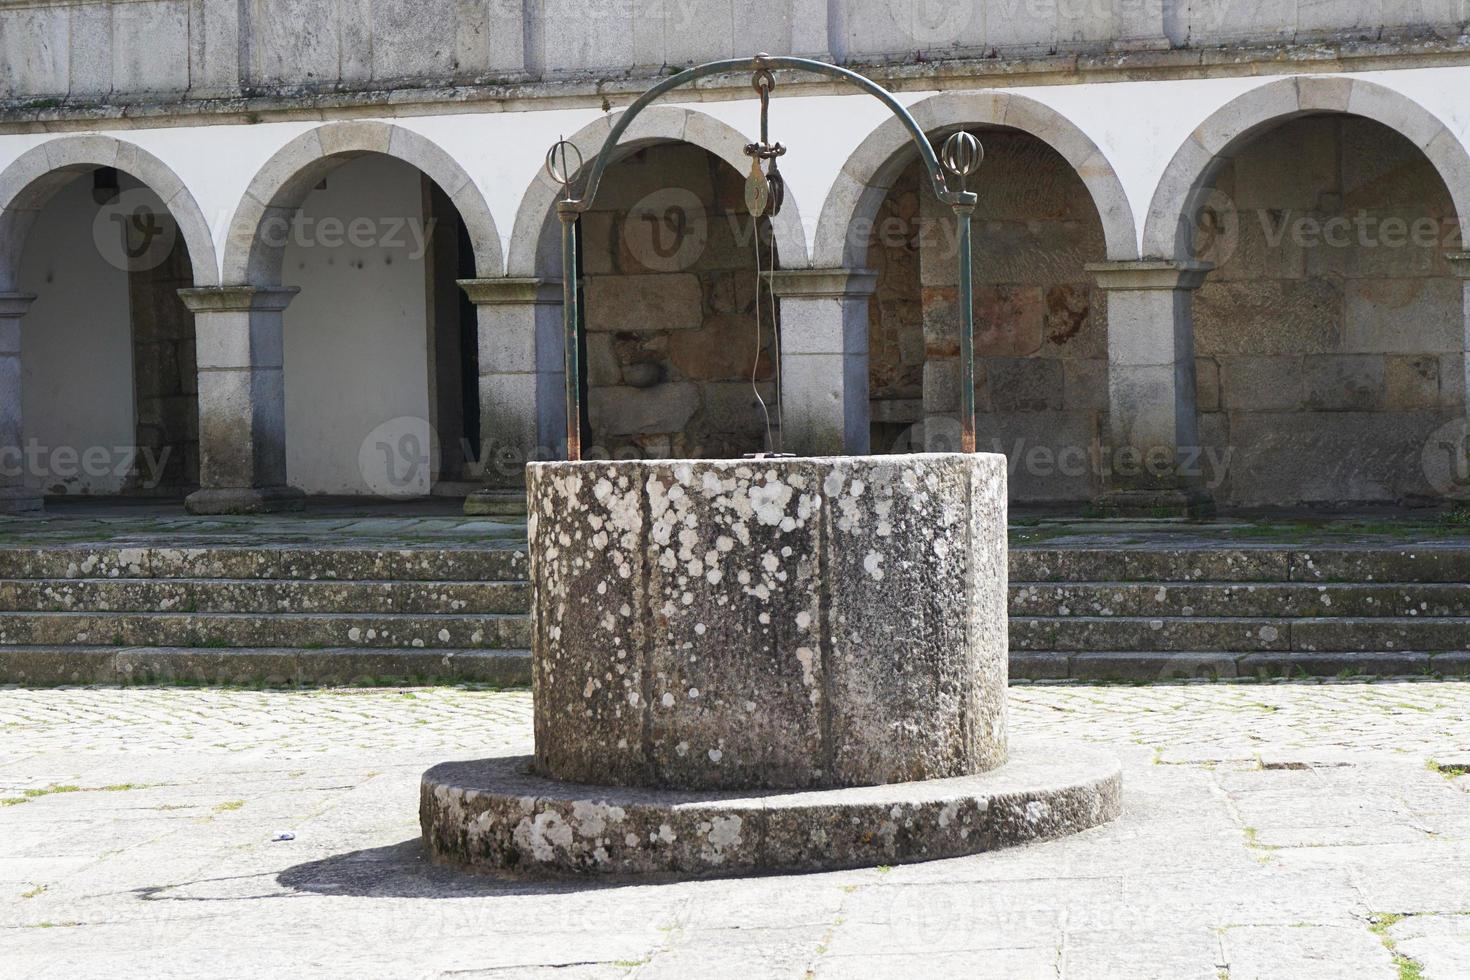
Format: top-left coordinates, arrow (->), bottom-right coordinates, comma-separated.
1368,914 -> 1426,980
1426,759 -> 1470,779
0,782 -> 150,806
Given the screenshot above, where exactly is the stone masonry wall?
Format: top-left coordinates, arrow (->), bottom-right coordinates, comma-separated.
125,212 -> 199,495
866,134 -> 1108,503
866,164 -> 925,453
4,0 -> 1466,109
582,144 -> 776,460
1194,115 -> 1463,507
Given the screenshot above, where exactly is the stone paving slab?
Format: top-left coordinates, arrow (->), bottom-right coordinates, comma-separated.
0,682 -> 1467,977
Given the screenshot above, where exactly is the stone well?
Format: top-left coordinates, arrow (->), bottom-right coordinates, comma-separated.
422,454 -> 1120,876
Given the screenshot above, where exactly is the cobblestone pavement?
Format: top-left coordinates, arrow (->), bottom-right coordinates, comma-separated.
2,682 -> 1468,978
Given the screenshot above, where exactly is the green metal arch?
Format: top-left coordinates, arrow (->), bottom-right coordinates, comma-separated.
551,54 -> 979,462
563,55 -> 968,212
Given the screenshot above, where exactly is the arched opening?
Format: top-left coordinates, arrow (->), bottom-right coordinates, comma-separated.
17,168 -> 199,498
1189,114 -> 1463,507
866,127 -> 1109,504
536,142 -> 779,459
274,154 -> 481,496
223,123 -> 502,503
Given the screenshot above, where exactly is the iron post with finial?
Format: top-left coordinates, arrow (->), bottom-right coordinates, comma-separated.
941,131 -> 984,454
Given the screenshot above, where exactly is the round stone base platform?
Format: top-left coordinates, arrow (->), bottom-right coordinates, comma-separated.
420,739 -> 1121,877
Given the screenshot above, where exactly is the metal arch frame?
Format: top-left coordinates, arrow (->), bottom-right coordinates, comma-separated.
551,53 -> 981,460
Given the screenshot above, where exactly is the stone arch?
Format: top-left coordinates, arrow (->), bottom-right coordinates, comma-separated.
1144,76 -> 1470,260
506,105 -> 810,278
221,121 -> 503,284
813,91 -> 1140,269
0,135 -> 219,291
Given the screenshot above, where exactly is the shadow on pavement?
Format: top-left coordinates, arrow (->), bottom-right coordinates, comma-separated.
276,838 -> 651,898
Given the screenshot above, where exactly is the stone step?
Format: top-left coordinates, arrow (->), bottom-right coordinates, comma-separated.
1011,547 -> 1470,584
1008,582 -> 1470,618
1012,650 -> 1469,682
0,646 -> 531,687
0,578 -> 531,615
1011,549 -> 1291,583
1012,616 -> 1470,653
0,611 -> 529,650
0,546 -> 527,582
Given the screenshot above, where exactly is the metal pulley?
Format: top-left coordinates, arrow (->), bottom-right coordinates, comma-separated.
743,58 -> 786,218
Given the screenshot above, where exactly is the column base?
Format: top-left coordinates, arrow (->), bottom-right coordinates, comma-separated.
463,489 -> 528,518
1095,488 -> 1216,520
185,486 -> 306,516
0,488 -> 44,515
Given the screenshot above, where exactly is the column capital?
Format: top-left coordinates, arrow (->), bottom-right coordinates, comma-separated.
764,268 -> 878,299
458,277 -> 563,306
1086,260 -> 1213,291
1444,252 -> 1470,278
178,286 -> 300,314
0,293 -> 37,318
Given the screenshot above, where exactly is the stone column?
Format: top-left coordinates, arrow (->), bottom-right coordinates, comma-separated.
456,278 -> 565,510
178,286 -> 304,514
0,293 -> 41,514
767,268 -> 877,456
1446,253 -> 1470,413
1087,260 -> 1214,517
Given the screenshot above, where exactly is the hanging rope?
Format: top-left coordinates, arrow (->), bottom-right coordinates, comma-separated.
767,218 -> 783,451
751,216 -> 775,452
743,65 -> 788,457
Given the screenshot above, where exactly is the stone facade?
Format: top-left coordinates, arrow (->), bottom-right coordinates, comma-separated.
1,5 -> 1469,513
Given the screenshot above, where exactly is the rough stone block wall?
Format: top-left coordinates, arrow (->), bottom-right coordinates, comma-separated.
1193,115 -> 1463,507
866,165 -> 925,453
868,135 -> 1108,503
582,144 -> 777,459
125,211 -> 199,495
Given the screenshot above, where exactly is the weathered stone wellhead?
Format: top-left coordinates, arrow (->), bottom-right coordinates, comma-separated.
531,454 -> 1009,791
421,454 -> 1121,877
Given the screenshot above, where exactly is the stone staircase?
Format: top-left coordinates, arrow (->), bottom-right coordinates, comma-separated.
0,544 -> 532,686
1011,546 -> 1470,681
2,539 -> 1468,686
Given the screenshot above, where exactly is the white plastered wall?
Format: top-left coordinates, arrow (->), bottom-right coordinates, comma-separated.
3,67 -> 1466,275
18,173 -> 137,495
282,154 -> 434,496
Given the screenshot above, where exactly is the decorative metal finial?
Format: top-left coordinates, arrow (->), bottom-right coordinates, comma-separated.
545,138 -> 584,201
941,131 -> 983,192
